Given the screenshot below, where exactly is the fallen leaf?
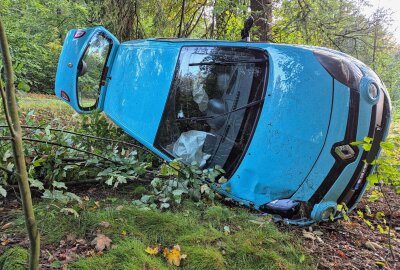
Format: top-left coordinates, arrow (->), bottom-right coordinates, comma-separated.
316,236 -> 324,244
163,245 -> 187,267
66,233 -> 76,242
145,246 -> 160,255
1,239 -> 10,246
116,205 -> 124,211
1,223 -> 13,230
365,241 -> 382,251
94,201 -> 101,208
99,221 -> 110,228
76,238 -> 87,245
302,230 -> 316,241
336,249 -> 346,257
91,234 -> 112,251
85,250 -> 96,257
313,230 -> 323,236
58,253 -> 72,262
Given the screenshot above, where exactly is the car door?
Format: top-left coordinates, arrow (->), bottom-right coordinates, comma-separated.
55,27 -> 119,113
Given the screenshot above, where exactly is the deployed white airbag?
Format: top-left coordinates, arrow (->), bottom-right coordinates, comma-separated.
172,130 -> 211,167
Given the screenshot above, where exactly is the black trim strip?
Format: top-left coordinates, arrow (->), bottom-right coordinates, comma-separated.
308,88 -> 360,205
339,92 -> 389,207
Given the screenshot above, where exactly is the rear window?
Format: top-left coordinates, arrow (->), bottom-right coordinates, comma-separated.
154,46 -> 268,177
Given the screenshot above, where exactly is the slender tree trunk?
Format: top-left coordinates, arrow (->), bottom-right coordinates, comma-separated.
372,17 -> 379,70
250,0 -> 273,42
178,0 -> 186,37
0,18 -> 40,270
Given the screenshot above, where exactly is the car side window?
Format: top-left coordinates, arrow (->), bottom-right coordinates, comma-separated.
155,46 -> 268,177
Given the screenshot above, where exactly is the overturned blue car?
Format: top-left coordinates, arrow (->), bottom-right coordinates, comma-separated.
55,26 -> 391,224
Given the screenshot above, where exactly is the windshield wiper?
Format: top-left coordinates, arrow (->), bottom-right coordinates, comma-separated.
189,59 -> 267,66
175,98 -> 264,122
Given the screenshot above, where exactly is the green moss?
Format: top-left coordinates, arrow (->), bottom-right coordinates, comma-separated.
203,205 -> 232,224
71,240 -> 168,270
183,246 -> 225,270
0,247 -> 28,270
11,200 -> 313,269
177,227 -> 223,244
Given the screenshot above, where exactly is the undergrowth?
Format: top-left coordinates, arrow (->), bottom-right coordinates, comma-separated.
9,198 -> 312,270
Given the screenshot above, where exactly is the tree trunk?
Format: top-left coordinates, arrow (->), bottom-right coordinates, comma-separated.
0,19 -> 40,270
250,0 -> 273,42
178,0 -> 186,38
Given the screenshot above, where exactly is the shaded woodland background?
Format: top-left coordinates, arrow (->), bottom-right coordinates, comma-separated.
0,0 -> 399,101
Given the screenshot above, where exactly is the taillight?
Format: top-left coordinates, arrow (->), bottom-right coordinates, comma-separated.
60,90 -> 70,102
314,50 -> 362,89
73,30 -> 86,39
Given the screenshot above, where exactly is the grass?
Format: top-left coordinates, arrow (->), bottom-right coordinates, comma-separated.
9,199 -> 313,270
0,246 -> 28,270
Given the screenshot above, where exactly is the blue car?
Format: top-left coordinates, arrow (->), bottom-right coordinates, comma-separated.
55,26 -> 391,224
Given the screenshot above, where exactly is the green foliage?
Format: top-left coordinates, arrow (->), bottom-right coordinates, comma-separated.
0,108 -> 152,204
0,0 -> 89,93
273,0 -> 400,100
352,135 -> 400,195
133,160 -> 224,210
338,123 -> 399,241
0,247 -> 28,270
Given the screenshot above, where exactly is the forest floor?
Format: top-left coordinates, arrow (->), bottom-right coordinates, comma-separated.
0,94 -> 399,269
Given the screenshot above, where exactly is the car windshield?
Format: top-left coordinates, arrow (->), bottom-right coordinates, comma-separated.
155,46 -> 268,177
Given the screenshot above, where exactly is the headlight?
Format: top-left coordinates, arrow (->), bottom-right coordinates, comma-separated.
368,83 -> 379,100
314,50 -> 363,89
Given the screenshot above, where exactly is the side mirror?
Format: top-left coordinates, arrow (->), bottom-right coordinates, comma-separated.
77,60 -> 88,77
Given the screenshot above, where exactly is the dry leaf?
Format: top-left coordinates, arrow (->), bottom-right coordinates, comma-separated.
91,234 -> 112,251
116,205 -> 124,211
1,222 -> 13,230
313,230 -> 323,236
1,239 -> 10,246
76,238 -> 87,245
163,245 -> 187,267
66,233 -> 76,242
145,246 -> 160,255
365,241 -> 382,251
302,230 -> 316,241
99,221 -> 110,228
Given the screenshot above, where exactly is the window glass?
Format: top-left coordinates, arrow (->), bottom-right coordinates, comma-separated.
155,47 -> 268,177
77,32 -> 111,110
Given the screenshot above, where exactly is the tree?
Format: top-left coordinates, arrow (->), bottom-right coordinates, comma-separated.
0,19 -> 40,270
250,0 -> 272,41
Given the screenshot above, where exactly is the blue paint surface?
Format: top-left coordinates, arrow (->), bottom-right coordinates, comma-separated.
55,26 -> 391,223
